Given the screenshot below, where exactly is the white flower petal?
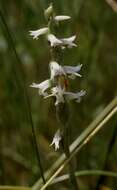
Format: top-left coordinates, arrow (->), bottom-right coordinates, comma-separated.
63,64 -> 82,78
53,86 -> 65,105
50,130 -> 62,151
54,15 -> 71,21
45,86 -> 65,105
47,34 -> 62,47
61,35 -> 76,43
65,90 -> 86,102
44,85 -> 85,105
61,35 -> 77,48
68,43 -> 77,48
30,79 -> 51,96
52,87 -> 65,105
50,61 -> 65,79
29,27 -> 49,40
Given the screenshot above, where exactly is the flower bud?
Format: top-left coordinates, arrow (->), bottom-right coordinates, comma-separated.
44,3 -> 53,21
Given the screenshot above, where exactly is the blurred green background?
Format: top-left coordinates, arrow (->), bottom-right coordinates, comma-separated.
0,0 -> 117,189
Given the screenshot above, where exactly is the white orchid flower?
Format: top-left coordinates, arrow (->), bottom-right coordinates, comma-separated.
50,61 -> 65,79
45,86 -> 85,105
54,15 -> 71,22
65,90 -> 86,102
45,86 -> 65,105
47,34 -> 77,48
61,35 -> 77,48
29,27 -> 49,40
47,34 -> 62,47
50,130 -> 62,151
30,79 -> 51,96
63,64 -> 82,79
50,61 -> 82,80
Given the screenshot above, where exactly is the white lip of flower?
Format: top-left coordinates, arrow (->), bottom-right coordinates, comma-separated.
64,90 -> 86,102
47,34 -> 63,47
54,15 -> 71,22
50,130 -> 62,151
29,27 -> 49,40
30,79 -> 51,96
50,61 -> 82,80
63,64 -> 82,78
61,35 -> 77,48
50,61 -> 65,79
45,86 -> 65,105
45,86 -> 86,105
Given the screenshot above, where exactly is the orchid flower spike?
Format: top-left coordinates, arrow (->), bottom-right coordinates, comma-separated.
30,79 -> 51,96
50,130 -> 62,151
47,34 -> 62,47
29,27 -> 49,40
54,15 -> 71,22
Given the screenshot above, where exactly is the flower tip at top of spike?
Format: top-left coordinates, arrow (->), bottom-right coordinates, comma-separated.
44,3 -> 53,20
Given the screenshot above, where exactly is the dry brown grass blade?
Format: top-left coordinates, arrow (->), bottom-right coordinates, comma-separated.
32,96 -> 117,190
39,107 -> 117,190
105,0 -> 117,12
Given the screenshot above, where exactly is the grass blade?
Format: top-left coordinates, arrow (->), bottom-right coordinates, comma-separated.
0,9 -> 45,184
32,96 -> 117,190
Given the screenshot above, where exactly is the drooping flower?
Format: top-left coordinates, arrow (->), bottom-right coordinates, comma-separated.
29,27 -> 49,40
30,79 -> 51,96
61,35 -> 77,48
50,129 -> 62,151
47,34 -> 62,47
54,15 -> 71,22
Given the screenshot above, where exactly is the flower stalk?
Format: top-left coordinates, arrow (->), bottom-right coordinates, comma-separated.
30,3 -> 85,189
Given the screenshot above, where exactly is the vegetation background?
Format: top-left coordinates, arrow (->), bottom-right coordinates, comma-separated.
0,0 -> 117,189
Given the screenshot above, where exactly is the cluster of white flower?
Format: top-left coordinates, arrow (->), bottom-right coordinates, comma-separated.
30,61 -> 85,106
30,29 -> 77,49
30,4 -> 86,151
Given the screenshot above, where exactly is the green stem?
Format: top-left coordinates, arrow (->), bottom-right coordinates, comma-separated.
47,11 -> 78,189
63,134 -> 78,190
56,103 -> 78,190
